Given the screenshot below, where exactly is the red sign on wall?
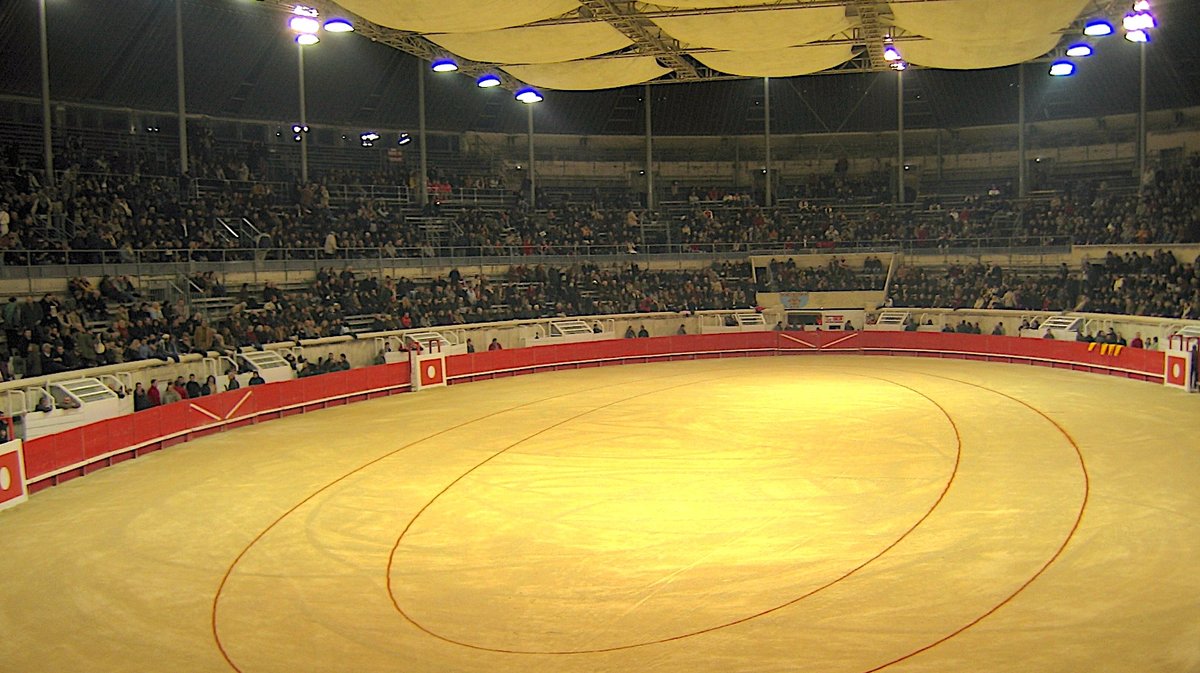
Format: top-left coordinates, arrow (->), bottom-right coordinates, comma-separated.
0,443 -> 28,509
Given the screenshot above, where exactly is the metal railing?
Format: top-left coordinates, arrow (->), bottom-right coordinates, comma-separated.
0,236 -> 1078,284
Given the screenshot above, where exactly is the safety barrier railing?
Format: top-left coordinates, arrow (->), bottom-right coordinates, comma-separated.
0,236 -> 1079,280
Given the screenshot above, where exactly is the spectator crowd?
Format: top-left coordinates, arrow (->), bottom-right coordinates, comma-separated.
0,262 -> 754,381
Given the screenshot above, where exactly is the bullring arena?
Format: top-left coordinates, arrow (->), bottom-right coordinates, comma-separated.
2,340 -> 1200,672
2,0 -> 1200,671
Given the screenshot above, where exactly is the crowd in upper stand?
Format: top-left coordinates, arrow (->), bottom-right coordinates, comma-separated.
3,140 -> 1199,263
888,249 -> 1200,320
2,137 -> 1200,382
757,257 -> 888,293
0,262 -> 754,381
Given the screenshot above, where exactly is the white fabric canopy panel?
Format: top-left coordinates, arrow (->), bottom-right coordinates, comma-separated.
645,0 -> 804,7
428,23 -> 633,66
902,33 -> 1063,70
336,0 -> 579,34
653,6 -> 854,52
696,44 -> 855,77
889,0 -> 1089,45
503,57 -> 672,90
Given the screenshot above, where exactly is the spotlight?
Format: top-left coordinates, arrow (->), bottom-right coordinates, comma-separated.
1083,19 -> 1114,36
397,133 -> 412,146
883,44 -> 902,62
476,74 -> 502,88
1065,43 -> 1093,57
292,5 -> 318,17
289,16 -> 320,34
515,88 -> 544,104
890,61 -> 907,71
431,59 -> 458,73
295,33 -> 319,46
1049,60 -> 1076,76
1124,28 -> 1150,43
1133,0 -> 1150,10
360,131 -> 381,147
1123,11 -> 1156,31
323,18 -> 353,32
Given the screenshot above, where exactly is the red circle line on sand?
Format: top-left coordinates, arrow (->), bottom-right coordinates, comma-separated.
210,369 -> 738,672
384,373 -> 964,655
853,368 -> 1090,673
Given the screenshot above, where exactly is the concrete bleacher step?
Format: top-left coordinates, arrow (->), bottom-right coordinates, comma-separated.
343,314 -> 381,334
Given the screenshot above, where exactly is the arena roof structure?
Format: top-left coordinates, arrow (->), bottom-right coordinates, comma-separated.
288,0 -> 1159,89
0,0 -> 1197,136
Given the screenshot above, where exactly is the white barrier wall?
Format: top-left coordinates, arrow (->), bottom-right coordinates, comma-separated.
1,308 -> 1197,424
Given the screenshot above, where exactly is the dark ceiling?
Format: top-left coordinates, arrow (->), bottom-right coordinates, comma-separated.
1,0 -> 1198,137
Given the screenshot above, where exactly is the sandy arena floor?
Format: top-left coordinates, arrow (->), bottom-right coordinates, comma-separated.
0,355 -> 1197,673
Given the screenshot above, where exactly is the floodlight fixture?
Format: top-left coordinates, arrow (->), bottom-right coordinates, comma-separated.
397,133 -> 412,146
1133,0 -> 1150,10
1048,60 -> 1076,76
1065,43 -> 1094,57
295,33 -> 319,46
890,61 -> 907,71
292,5 -> 319,17
1123,11 -> 1156,31
477,74 -> 502,88
431,59 -> 459,73
289,15 -> 320,34
1124,28 -> 1150,43
883,44 -> 902,62
515,88 -> 544,103
323,18 -> 353,32
1083,19 -> 1114,36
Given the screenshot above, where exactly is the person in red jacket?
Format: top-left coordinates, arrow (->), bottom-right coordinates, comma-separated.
171,376 -> 190,400
147,379 -> 161,407
488,338 -> 503,351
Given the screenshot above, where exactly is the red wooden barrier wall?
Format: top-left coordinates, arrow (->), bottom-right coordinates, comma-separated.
19,331 -> 1163,493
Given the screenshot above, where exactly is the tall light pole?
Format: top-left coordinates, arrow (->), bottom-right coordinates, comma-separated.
527,104 -> 536,209
644,84 -> 654,211
38,0 -> 54,186
1138,41 -> 1147,187
297,41 -> 308,184
1018,63 -> 1027,197
175,0 -> 189,176
896,67 -> 905,205
417,59 -> 428,208
764,77 -> 773,207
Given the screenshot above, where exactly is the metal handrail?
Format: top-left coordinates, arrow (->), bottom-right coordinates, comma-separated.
0,236 -> 1076,268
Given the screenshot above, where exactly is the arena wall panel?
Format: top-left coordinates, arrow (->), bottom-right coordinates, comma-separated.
16,333 -> 1165,497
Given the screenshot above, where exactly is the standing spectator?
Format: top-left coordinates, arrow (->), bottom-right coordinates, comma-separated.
488,338 -> 503,351
133,383 -> 151,411
185,374 -> 202,398
147,379 -> 161,406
